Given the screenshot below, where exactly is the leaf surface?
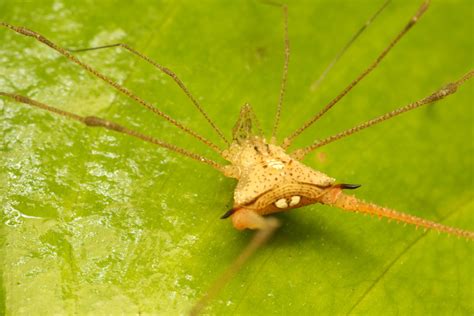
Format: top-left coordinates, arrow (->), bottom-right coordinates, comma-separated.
1,0 -> 473,314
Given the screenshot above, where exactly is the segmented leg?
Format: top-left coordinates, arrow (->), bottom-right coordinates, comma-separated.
292,69 -> 474,159
0,22 -> 223,154
0,92 -> 224,171
261,1 -> 290,143
319,186 -> 474,240
70,43 -> 229,146
310,0 -> 391,91
190,209 -> 280,315
284,0 -> 431,149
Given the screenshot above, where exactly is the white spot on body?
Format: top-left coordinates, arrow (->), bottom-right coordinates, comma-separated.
275,198 -> 288,208
267,159 -> 284,170
289,195 -> 301,206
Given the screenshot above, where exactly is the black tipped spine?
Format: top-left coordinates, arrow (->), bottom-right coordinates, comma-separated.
220,208 -> 236,219
340,183 -> 361,190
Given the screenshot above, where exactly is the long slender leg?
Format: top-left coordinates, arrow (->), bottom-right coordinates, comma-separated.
263,1 -> 290,143
71,43 -> 229,146
319,186 -> 474,239
0,92 -> 224,171
283,0 -> 430,149
0,22 -> 223,155
310,0 -> 391,92
190,209 -> 280,315
292,70 -> 473,159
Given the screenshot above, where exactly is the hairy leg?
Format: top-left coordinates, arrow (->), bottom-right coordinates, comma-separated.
0,92 -> 224,171
71,42 -> 229,145
292,69 -> 474,159
284,0 -> 431,149
0,22 -> 223,154
319,186 -> 474,240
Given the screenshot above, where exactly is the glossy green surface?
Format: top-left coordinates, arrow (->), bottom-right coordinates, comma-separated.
1,0 -> 473,315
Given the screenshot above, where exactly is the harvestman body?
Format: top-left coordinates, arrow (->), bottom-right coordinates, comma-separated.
1,0 -> 473,314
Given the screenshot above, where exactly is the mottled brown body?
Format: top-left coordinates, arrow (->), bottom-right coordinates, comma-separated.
222,135 -> 334,227
218,105 -> 341,230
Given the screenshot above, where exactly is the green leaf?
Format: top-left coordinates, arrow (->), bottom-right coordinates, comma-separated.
1,0 -> 472,315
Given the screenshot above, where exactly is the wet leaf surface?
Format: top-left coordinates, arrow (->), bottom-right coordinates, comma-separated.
1,0 -> 473,314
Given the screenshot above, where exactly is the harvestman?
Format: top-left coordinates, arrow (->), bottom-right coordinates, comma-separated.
1,0 -> 473,314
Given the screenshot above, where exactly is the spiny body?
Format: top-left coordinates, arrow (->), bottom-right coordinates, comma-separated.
224,135 -> 334,215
